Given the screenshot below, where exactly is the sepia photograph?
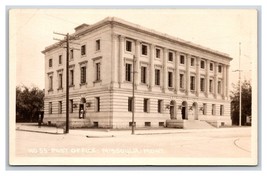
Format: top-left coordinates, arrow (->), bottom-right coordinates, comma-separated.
9,8 -> 258,166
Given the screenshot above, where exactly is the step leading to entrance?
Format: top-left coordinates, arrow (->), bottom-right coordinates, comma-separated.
166,119 -> 215,129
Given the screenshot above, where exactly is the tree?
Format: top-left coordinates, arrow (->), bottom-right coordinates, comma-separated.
16,86 -> 44,122
230,80 -> 252,126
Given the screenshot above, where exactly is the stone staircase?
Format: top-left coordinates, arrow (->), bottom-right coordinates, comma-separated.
183,120 -> 215,129
166,119 -> 215,129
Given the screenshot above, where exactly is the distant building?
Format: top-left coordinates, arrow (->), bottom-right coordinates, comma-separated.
42,17 -> 232,129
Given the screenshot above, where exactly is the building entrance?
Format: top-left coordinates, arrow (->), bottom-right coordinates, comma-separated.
79,97 -> 86,119
181,101 -> 188,120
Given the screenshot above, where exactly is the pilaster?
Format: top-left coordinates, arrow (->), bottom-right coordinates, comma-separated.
149,44 -> 155,91
175,51 -> 180,94
118,35 -> 124,88
206,59 -> 210,98
186,54 -> 190,96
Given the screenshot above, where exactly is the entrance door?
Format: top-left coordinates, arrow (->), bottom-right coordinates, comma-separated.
170,105 -> 175,119
182,107 -> 186,119
181,101 -> 188,120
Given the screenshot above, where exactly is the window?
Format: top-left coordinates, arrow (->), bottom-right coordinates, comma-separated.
218,65 -> 222,73
168,52 -> 173,62
70,49 -> 74,59
141,66 -> 147,84
180,55 -> 185,64
191,57 -> 195,66
126,40 -> 132,52
49,102 -> 52,114
220,105 -> 224,116
125,63 -> 132,82
200,60 -> 205,69
128,97 -> 133,112
210,63 -> 213,71
58,73 -> 63,89
81,45 -> 86,55
144,98 -> 149,113
218,80 -> 222,94
70,70 -> 74,86
141,44 -> 148,55
155,69 -> 160,86
96,39 -> 100,51
95,62 -> 101,81
209,79 -> 213,93
80,66 -> 86,84
70,99 -> 73,113
168,71 -> 173,88
156,48 -> 161,58
180,74 -> 185,89
49,59 -> 53,67
212,104 -> 216,115
95,97 -> 100,112
200,78 -> 205,92
49,75 -> 53,90
59,55 -> 62,65
145,122 -> 151,127
190,76 -> 195,91
203,103 -> 207,115
158,100 -> 163,113
58,101 -> 62,114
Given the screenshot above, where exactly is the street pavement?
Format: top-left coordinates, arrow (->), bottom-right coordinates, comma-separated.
14,123 -> 252,160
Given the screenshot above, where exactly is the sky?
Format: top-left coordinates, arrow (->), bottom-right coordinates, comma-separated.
10,9 -> 257,90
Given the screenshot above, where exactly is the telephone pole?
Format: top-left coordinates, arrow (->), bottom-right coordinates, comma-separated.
238,42 -> 242,126
53,32 -> 79,134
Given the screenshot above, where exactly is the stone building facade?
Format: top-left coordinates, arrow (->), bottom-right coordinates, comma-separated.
42,17 -> 232,129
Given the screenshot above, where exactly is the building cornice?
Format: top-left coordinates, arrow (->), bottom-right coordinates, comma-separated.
42,17 -> 233,61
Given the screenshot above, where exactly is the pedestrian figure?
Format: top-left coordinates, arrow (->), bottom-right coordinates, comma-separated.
80,109 -> 84,119
38,114 -> 42,128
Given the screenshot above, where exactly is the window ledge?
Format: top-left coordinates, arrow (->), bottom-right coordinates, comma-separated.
168,87 -> 174,91
48,89 -> 53,92
93,80 -> 102,84
69,84 -> 75,88
80,83 -> 87,86
57,88 -> 63,91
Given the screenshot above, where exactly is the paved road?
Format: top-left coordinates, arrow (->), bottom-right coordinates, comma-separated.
15,126 -> 251,158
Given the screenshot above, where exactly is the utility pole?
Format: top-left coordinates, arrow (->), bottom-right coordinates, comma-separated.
53,32 -> 79,134
239,42 -> 242,127
232,42 -> 243,126
132,55 -> 136,135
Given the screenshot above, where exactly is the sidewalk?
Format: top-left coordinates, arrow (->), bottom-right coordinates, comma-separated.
16,123 -> 250,137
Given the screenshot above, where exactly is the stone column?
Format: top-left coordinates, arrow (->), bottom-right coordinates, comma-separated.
225,65 -> 229,100
186,54 -> 190,96
175,51 -> 179,94
163,48 -> 168,92
118,35 -> 124,88
111,33 -> 118,84
214,62 -> 218,99
206,59 -> 210,98
149,44 -> 155,91
196,57 -> 200,97
135,40 -> 140,86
